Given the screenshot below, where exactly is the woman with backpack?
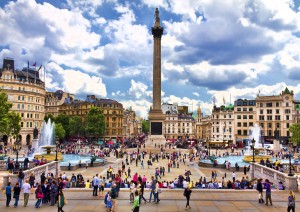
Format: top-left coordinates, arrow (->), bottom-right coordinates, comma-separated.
184,186 -> 192,210
35,184 -> 44,208
287,190 -> 296,212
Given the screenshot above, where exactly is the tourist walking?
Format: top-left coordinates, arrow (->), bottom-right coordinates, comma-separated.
13,182 -> 21,208
50,181 -> 58,206
232,171 -> 236,182
264,179 -> 272,206
287,190 -> 296,212
148,176 -> 156,202
184,186 -> 192,210
132,191 -> 140,212
5,182 -> 12,207
111,184 -> 117,212
93,174 -> 99,196
22,179 -> 31,207
154,180 -> 160,204
18,169 -> 25,188
256,178 -> 264,203
35,184 -> 44,208
58,190 -> 67,212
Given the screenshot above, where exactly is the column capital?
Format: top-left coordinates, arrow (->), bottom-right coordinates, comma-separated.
152,27 -> 164,38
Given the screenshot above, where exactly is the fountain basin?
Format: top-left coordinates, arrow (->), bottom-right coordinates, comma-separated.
243,155 -> 270,163
34,152 -> 63,161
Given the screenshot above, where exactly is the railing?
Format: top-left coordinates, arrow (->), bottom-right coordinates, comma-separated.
2,161 -> 60,189
250,162 -> 298,191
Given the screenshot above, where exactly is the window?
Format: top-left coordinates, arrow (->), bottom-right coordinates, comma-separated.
260,103 -> 263,107
243,108 -> 247,111
287,123 -> 290,128
267,116 -> 272,120
260,109 -> 263,114
260,123 -> 264,128
286,102 -> 289,107
30,122 -> 32,127
237,108 -> 241,111
17,104 -> 20,109
249,115 -> 253,119
237,122 -> 241,127
243,115 -> 247,119
21,113 -> 24,118
276,123 -> 280,128
224,115 -> 226,118
249,122 -> 253,127
216,127 -> 219,133
276,102 -> 279,107
229,128 -> 232,133
18,96 -> 20,100
286,115 -> 290,120
243,130 -> 248,136
237,115 -> 241,119
229,115 -> 232,118
268,123 -> 272,128
238,130 -> 242,135
243,123 -> 247,127
267,109 -> 272,114
266,103 -> 272,107
276,109 -> 280,114
249,108 -> 253,112
259,116 -> 264,120
285,109 -> 291,114
21,122 -> 23,127
275,115 -> 281,120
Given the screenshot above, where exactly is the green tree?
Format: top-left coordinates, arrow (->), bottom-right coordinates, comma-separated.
44,113 -> 55,123
55,123 -> 66,141
55,113 -> 70,137
85,107 -> 105,139
0,91 -> 21,139
69,116 -> 84,137
290,123 -> 300,145
142,119 -> 149,133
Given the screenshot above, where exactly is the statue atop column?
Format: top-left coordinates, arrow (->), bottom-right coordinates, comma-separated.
154,8 -> 160,27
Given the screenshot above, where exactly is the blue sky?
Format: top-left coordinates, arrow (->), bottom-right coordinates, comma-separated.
1,0 -> 300,118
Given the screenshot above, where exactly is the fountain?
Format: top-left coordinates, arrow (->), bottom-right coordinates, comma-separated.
243,124 -> 270,162
34,119 -> 62,161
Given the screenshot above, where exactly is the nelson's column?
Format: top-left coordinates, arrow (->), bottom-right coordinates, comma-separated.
148,8 -> 165,142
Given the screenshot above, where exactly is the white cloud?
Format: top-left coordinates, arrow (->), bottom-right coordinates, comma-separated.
193,92 -> 199,97
47,62 -> 107,97
112,91 -> 125,97
128,79 -> 152,99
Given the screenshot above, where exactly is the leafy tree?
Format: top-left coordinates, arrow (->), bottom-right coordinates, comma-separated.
44,113 -> 55,123
55,123 -> 66,141
85,107 -> 105,139
55,113 -> 70,137
289,123 -> 300,145
0,90 -> 21,140
69,116 -> 84,137
142,119 -> 149,133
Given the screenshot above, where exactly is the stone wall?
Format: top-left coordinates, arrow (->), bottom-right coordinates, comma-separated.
250,162 -> 298,191
2,161 -> 60,189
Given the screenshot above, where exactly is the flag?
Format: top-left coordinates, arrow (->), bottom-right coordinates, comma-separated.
27,61 -> 29,68
38,64 -> 42,72
32,62 -> 36,67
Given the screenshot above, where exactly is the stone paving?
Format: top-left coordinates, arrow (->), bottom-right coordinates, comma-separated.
0,139 -> 299,211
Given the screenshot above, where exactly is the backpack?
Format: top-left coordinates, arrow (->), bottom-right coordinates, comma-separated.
288,196 -> 295,207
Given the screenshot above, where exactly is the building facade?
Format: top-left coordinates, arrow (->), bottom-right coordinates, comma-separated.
256,88 -> 295,144
45,90 -> 74,116
195,106 -> 212,141
123,109 -> 142,138
59,96 -> 124,139
0,58 -> 45,145
211,105 -> 235,146
234,99 -> 256,146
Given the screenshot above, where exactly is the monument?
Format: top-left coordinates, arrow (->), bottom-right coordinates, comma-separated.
148,8 -> 165,143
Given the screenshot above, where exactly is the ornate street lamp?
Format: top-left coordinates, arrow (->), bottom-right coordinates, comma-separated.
251,138 -> 255,163
55,140 -> 59,161
288,141 -> 294,176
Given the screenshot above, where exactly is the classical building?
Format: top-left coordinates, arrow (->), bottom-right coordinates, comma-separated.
234,99 -> 256,146
161,103 -> 178,114
256,88 -> 294,144
59,95 -> 124,139
45,90 -> 74,116
195,106 -> 212,141
123,109 -> 142,138
211,105 -> 235,146
0,58 -> 46,145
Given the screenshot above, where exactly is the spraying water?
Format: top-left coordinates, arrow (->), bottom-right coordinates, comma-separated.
34,119 -> 55,154
245,123 -> 264,155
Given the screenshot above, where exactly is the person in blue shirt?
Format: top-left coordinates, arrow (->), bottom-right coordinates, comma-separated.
6,182 -> 12,207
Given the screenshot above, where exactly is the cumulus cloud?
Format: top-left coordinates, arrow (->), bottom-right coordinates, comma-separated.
128,79 -> 152,99
47,62 -> 107,97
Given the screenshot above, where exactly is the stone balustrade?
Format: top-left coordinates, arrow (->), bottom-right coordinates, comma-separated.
2,161 -> 60,189
250,162 -> 298,191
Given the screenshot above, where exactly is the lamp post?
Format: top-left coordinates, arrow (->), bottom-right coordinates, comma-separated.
288,141 -> 294,176
251,138 -> 255,163
55,140 -> 59,161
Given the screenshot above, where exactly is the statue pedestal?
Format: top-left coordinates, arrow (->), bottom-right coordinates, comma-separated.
32,139 -> 39,151
273,139 -> 281,153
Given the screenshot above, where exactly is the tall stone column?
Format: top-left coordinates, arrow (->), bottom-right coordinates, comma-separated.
148,8 -> 165,142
